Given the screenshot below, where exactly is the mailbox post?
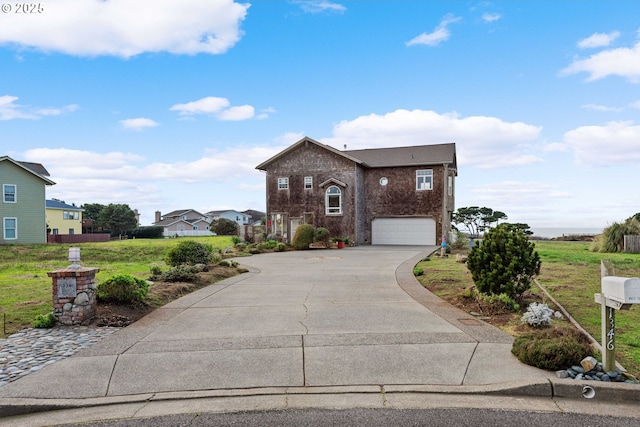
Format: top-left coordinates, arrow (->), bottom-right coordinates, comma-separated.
594,267 -> 640,372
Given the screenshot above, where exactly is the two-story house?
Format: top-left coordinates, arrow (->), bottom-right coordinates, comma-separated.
153,209 -> 211,237
46,199 -> 84,236
1,156 -> 56,244
256,136 -> 456,246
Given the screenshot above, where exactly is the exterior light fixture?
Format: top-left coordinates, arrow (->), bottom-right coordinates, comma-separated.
68,247 -> 81,269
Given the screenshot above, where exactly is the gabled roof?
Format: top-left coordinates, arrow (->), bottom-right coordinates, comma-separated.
255,137 -> 457,172
161,209 -> 205,219
206,209 -> 244,216
255,136 -> 364,171
0,156 -> 56,185
345,143 -> 456,169
46,199 -> 84,211
153,218 -> 197,227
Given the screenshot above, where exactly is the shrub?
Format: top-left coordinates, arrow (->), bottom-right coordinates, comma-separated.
160,265 -> 199,282
413,267 -> 424,276
511,327 -> 593,370
97,274 -> 150,303
149,265 -> 163,280
213,218 -> 238,236
127,226 -> 164,239
314,227 -> 331,246
275,242 -> 287,252
218,260 -> 239,267
292,224 -> 315,250
165,240 -> 212,266
231,236 -> 242,245
478,292 -> 520,312
521,302 -> 563,327
466,223 -> 541,298
33,313 -> 55,328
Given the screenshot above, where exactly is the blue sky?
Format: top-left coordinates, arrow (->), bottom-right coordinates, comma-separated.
2,1 -> 639,229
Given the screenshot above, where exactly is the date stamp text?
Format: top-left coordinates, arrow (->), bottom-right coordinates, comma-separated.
1,3 -> 45,14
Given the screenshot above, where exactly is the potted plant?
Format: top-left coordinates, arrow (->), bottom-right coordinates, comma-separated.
332,237 -> 345,249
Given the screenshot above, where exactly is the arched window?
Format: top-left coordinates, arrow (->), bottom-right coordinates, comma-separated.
325,186 -> 342,215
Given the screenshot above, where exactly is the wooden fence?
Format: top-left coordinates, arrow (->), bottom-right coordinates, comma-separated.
47,233 -> 111,244
624,235 -> 640,253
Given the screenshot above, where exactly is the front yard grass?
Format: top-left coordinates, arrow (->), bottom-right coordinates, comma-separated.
0,236 -> 236,337
415,241 -> 640,376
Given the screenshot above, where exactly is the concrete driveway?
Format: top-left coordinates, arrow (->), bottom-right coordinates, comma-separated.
0,246 -> 550,401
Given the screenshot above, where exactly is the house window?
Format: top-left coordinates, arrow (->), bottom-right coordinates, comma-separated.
3,218 -> 17,239
278,177 -> 289,190
325,186 -> 342,215
52,228 -> 59,235
69,229 -> 75,235
416,170 -> 433,191
3,184 -> 16,203
304,176 -> 313,189
448,175 -> 453,196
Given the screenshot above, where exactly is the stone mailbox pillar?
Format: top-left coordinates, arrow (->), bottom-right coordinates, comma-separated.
48,266 -> 100,326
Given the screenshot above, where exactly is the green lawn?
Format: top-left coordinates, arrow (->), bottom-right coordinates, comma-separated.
534,241 -> 640,375
0,236 -> 235,337
416,241 -> 640,375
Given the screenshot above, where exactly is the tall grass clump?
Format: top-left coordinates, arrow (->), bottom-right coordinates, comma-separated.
165,240 -> 213,266
592,217 -> 640,253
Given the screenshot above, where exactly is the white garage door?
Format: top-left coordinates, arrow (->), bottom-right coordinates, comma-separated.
372,218 -> 436,245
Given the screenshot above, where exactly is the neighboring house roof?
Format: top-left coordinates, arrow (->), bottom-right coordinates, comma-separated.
161,209 -> 206,219
153,218 -> 195,227
255,137 -> 364,171
46,199 -> 84,211
242,209 -> 266,223
0,156 -> 56,185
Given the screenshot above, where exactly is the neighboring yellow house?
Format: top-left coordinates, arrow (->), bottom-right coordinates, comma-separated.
46,199 -> 83,235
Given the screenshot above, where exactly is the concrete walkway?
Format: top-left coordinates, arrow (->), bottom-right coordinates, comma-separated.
2,246 -> 639,423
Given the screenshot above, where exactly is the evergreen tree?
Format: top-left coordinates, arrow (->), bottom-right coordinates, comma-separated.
466,223 -> 541,298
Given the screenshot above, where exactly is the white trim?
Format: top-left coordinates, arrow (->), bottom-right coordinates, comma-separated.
325,186 -> 342,215
3,217 -> 18,240
416,169 -> 433,191
3,184 -> 16,203
278,177 -> 289,190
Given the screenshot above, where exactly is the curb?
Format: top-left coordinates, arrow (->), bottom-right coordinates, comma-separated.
3,380 -> 640,418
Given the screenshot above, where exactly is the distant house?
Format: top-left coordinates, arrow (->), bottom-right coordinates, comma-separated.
153,209 -> 212,237
46,199 -> 84,236
206,210 -> 249,226
256,136 -> 457,246
1,156 -> 56,244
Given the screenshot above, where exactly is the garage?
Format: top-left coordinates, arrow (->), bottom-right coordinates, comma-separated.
372,217 -> 436,246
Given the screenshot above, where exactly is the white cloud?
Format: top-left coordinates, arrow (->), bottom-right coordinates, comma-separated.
169,96 -> 255,121
563,120 -> 640,165
322,109 -> 543,168
482,13 -> 501,23
580,103 -> 622,112
406,14 -> 461,47
0,0 -> 249,58
217,105 -> 255,121
630,100 -> 640,109
561,40 -> 640,83
0,95 -> 77,120
292,0 -> 346,14
578,31 -> 620,49
120,118 -> 159,130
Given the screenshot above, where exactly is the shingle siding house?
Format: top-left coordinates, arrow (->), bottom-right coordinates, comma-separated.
1,156 -> 56,244
256,137 -> 456,246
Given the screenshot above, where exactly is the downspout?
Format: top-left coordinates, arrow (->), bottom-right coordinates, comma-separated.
442,163 -> 449,242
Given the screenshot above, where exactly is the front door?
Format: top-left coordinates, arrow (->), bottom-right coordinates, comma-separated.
290,218 -> 303,242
